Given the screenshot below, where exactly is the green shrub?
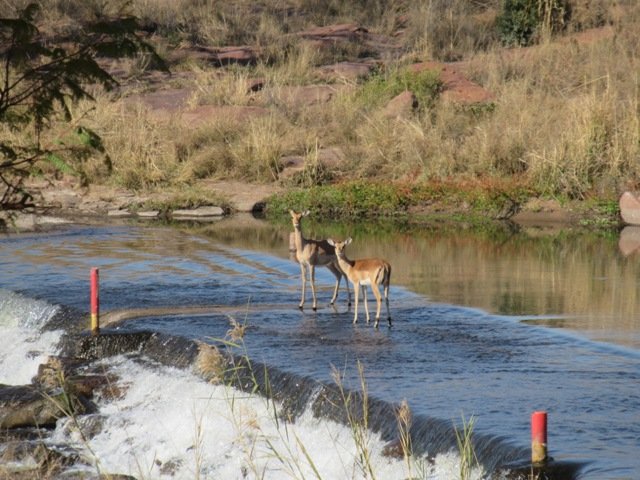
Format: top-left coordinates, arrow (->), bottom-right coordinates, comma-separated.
497,0 -> 570,46
266,181 -> 408,218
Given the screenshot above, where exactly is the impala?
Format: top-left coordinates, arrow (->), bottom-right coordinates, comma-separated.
327,237 -> 392,328
289,210 -> 350,311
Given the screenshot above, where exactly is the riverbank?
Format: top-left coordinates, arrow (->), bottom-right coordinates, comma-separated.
0,177 -> 623,233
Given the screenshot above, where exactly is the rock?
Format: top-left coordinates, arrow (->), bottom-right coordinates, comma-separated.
169,45 -> 261,66
382,90 -> 418,118
57,413 -> 106,440
107,209 -> 132,218
317,61 -> 376,81
10,213 -> 36,231
248,78 -> 266,92
619,191 -> 640,225
279,147 -> 344,180
40,187 -> 81,209
136,210 -> 160,218
0,385 -> 67,429
212,45 -> 261,66
0,438 -> 79,478
197,180 -> 282,213
410,61 -> 494,104
127,87 -> 193,112
172,206 -> 225,218
296,23 -> 368,49
264,85 -> 339,107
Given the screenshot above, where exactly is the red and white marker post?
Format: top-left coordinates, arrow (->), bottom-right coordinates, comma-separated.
531,411 -> 548,464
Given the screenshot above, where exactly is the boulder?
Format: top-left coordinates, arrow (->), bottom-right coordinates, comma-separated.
0,385 -> 68,429
619,191 -> 640,225
383,90 -> 418,118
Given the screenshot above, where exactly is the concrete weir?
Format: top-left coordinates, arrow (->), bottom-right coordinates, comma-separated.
56,325 -> 583,480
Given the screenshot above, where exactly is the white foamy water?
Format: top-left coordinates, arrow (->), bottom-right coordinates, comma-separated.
0,289 -> 62,385
53,356 -> 482,480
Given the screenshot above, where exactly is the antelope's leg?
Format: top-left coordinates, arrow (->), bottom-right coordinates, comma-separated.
310,264 -> 318,311
327,262 -> 341,305
362,285 -> 371,323
353,282 -> 360,324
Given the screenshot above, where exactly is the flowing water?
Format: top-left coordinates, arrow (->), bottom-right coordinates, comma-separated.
1,216 -> 639,479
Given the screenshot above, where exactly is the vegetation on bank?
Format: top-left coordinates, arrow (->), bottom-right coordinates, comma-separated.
266,179 -> 534,218
1,0 -> 638,217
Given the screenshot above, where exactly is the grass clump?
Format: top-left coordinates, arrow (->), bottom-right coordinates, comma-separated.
454,414 -> 480,480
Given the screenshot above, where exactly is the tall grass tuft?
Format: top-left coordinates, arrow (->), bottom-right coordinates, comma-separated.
454,414 -> 480,480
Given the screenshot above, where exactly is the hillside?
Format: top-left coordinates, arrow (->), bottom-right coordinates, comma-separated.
2,0 -> 638,226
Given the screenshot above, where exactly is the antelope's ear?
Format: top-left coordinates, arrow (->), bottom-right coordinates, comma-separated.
289,209 -> 295,215
327,238 -> 335,246
345,237 -> 353,245
302,210 -> 310,216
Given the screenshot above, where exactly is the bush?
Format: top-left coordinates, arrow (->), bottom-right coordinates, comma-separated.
498,0 -> 570,46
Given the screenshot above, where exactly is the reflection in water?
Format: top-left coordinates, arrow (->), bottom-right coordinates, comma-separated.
2,216 -> 638,349
190,217 -> 640,350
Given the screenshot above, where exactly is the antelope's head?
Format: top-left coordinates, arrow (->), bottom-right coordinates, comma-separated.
289,210 -> 310,230
327,237 -> 352,258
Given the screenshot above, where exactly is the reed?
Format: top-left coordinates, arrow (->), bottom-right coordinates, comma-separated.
454,414 -> 479,480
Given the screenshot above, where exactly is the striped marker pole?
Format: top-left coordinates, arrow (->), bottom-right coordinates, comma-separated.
531,411 -> 548,464
90,268 -> 100,336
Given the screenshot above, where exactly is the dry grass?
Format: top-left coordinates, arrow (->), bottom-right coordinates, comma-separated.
4,0 -> 640,201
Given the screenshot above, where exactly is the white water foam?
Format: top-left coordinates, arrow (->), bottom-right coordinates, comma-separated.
52,356 -> 484,480
0,289 -> 62,385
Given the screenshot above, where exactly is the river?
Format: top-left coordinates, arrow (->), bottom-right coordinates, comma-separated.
1,215 -> 638,479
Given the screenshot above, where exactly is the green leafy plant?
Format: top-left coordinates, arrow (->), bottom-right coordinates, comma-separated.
497,0 -> 570,46
0,2 -> 166,208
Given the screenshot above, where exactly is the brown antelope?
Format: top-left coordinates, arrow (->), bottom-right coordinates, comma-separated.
327,237 -> 392,328
289,210 -> 350,311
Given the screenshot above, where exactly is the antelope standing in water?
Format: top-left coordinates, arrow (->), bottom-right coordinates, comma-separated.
289,210 -> 350,311
327,237 -> 392,328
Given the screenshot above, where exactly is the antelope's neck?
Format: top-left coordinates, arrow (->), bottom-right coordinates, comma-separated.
292,225 -> 305,252
335,254 -> 354,274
